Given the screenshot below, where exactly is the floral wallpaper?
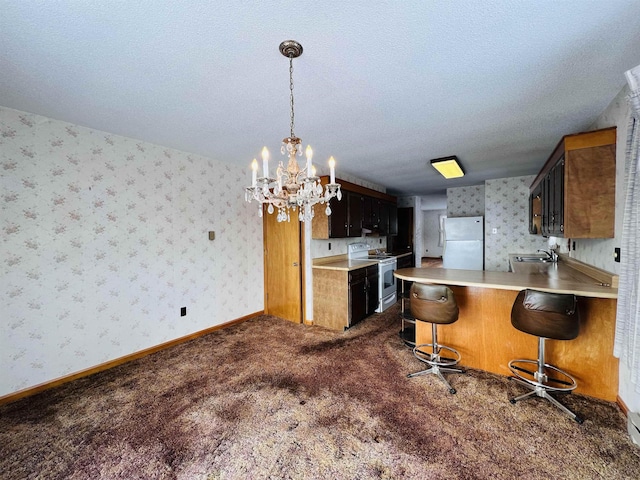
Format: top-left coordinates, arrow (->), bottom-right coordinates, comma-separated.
0,106 -> 263,397
574,85 -> 630,274
484,176 -> 547,271
447,185 -> 485,217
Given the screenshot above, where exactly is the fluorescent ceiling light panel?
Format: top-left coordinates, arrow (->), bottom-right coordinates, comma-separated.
431,156 -> 464,179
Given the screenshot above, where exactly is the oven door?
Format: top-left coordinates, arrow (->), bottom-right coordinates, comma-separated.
380,259 -> 397,300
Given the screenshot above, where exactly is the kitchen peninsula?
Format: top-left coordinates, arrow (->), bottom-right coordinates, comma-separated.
395,255 -> 619,401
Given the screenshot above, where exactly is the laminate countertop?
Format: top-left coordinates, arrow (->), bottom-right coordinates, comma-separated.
313,251 -> 413,272
395,254 -> 617,299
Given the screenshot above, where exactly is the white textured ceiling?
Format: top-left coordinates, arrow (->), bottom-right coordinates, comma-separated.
2,1 -> 640,195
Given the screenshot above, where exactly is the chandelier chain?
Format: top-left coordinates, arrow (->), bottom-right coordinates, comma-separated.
289,56 -> 295,138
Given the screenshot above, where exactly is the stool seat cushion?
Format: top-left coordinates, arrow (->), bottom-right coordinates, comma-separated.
511,289 -> 579,340
523,290 -> 576,315
410,284 -> 459,325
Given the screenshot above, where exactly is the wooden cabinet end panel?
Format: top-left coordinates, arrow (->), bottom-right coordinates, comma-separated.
312,269 -> 349,330
564,144 -> 616,238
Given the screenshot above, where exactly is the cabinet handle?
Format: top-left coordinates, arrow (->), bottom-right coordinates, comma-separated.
292,262 -> 299,267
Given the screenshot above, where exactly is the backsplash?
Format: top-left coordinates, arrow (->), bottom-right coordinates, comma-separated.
447,185 -> 485,217
311,236 -> 387,258
0,106 -> 263,397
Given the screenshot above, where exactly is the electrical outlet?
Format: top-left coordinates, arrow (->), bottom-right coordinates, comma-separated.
328,242 -> 331,251
208,231 -> 215,241
614,247 -> 621,263
181,307 -> 186,316
379,239 -> 382,244
572,241 -> 576,251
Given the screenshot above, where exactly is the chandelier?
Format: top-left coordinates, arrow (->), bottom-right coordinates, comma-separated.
245,40 -> 341,222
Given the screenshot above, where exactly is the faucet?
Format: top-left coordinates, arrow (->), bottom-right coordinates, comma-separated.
537,249 -> 558,262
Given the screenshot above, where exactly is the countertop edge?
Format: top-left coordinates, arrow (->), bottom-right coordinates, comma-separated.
313,259 -> 380,271
394,267 -> 618,299
312,251 -> 413,271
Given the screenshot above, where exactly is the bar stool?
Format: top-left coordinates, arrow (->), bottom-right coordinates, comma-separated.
407,283 -> 463,394
508,289 -> 583,423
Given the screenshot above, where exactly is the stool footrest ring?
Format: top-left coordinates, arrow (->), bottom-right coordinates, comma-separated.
413,343 -> 461,368
508,359 -> 577,392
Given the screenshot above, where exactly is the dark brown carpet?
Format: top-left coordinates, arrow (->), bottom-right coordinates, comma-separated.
1,304 -> 639,479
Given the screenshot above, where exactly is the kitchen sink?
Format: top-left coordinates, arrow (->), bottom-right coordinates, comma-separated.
514,256 -> 551,263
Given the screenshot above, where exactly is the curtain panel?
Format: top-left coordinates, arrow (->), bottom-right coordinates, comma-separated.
614,65 -> 640,393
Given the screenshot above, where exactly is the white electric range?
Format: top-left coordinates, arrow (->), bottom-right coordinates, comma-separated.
347,243 -> 397,312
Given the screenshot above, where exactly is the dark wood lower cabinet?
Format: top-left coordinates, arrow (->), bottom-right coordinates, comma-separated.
349,265 -> 379,326
366,269 -> 379,317
349,268 -> 367,325
313,265 -> 380,331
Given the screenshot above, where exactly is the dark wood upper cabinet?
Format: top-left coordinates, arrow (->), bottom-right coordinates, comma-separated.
388,202 -> 398,235
379,201 -> 390,235
530,127 -> 616,239
327,195 -> 348,238
347,192 -> 363,237
312,177 -> 398,239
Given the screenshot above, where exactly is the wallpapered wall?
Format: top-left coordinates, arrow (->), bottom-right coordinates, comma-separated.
574,85 -> 630,274
0,106 -> 263,397
447,185 -> 485,217
484,176 -> 547,271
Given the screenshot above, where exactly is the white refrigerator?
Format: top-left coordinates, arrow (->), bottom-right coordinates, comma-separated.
442,216 -> 484,270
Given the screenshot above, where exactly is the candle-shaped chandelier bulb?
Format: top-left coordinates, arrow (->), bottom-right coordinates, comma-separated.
244,41 -> 341,223
305,145 -> 313,173
261,147 -> 269,177
251,158 -> 258,187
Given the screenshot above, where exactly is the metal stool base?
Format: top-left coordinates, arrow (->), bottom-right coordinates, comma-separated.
408,342 -> 463,394
509,376 -> 583,424
508,337 -> 582,423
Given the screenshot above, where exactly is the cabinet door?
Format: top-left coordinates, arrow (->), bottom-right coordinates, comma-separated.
370,198 -> 380,228
328,195 -> 348,238
529,184 -> 542,235
551,159 -> 565,235
347,192 -> 363,237
388,203 -> 398,235
398,254 -> 414,269
366,267 -> 379,315
362,196 -> 373,229
541,172 -> 552,236
379,201 -> 390,235
396,254 -> 413,296
349,269 -> 367,326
